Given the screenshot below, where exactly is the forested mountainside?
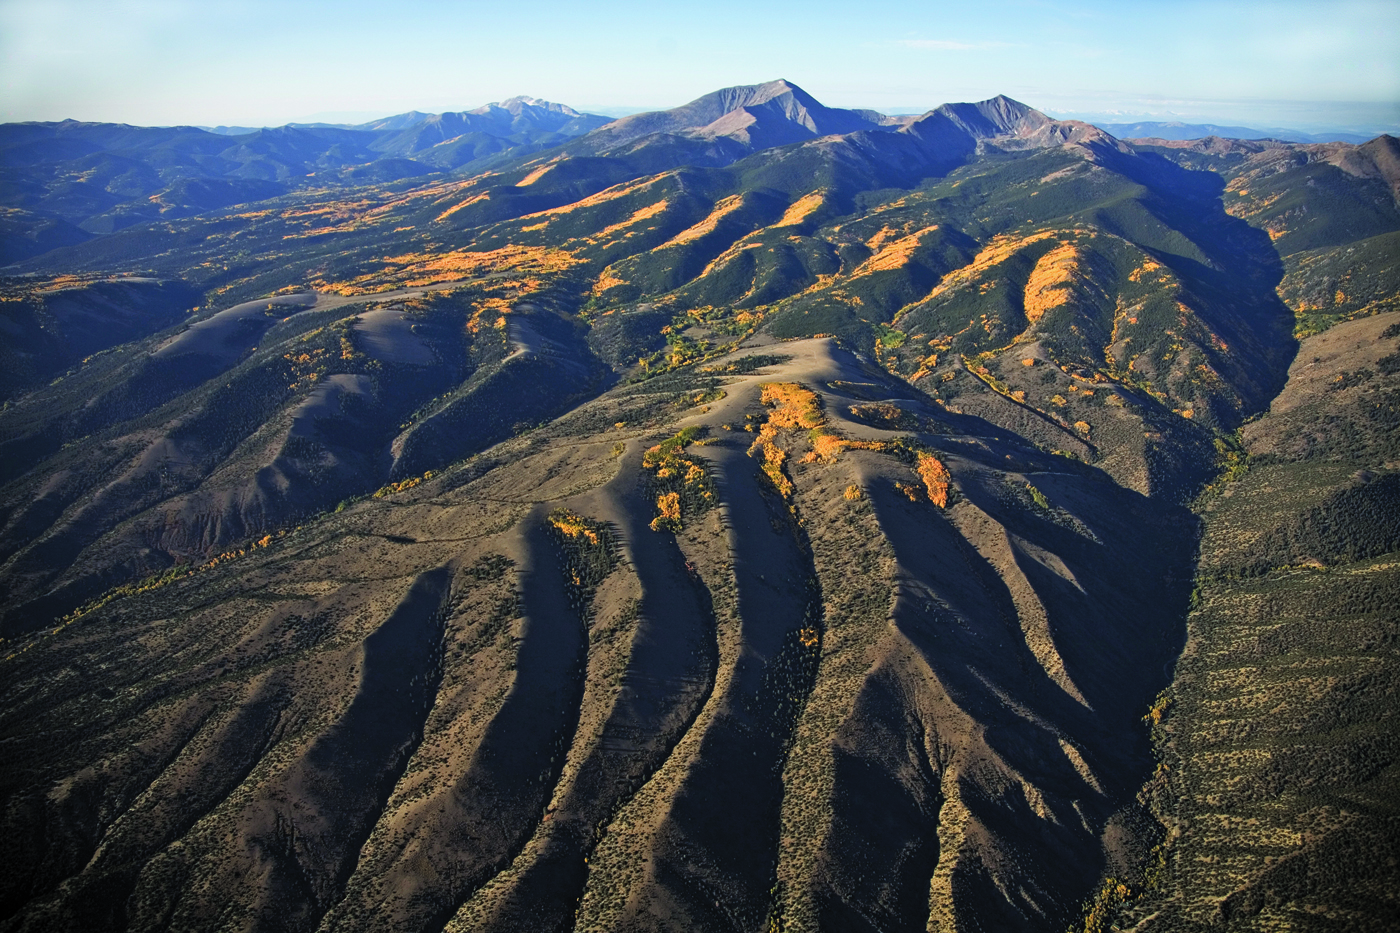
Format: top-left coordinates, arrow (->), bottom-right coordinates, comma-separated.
0,96 -> 611,261
1,80 -> 1396,932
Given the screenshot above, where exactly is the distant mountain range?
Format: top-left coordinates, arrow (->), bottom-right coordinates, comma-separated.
1,80 -> 1398,933
0,97 -> 613,260
6,86 -> 1385,266
1098,119 -> 1373,145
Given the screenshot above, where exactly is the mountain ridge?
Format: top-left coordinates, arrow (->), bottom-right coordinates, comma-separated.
1,77 -> 1397,933
1099,119 -> 1376,145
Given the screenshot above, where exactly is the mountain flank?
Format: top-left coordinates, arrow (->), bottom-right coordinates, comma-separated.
1,80 -> 1397,932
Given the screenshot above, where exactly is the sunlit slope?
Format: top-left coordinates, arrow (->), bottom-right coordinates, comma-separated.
9,103 -> 1393,630
0,340 -> 1192,933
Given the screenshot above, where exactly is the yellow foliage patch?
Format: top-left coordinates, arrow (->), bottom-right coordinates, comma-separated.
920,230 -> 1060,303
592,266 -> 626,295
851,226 -> 940,278
392,242 -> 579,274
1023,242 -> 1083,322
755,383 -> 895,469
594,199 -> 670,240
527,174 -> 668,220
864,225 -> 899,250
1127,258 -> 1162,283
749,435 -> 793,498
697,238 -> 766,280
772,189 -> 825,227
643,427 -> 715,531
665,194 -> 746,246
916,453 -> 951,507
649,492 -> 682,532
550,510 -> 601,545
760,382 -> 825,430
515,161 -> 558,187
433,192 -> 491,224
372,470 -> 434,498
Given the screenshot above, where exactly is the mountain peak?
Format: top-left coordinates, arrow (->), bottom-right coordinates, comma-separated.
579,79 -> 892,154
485,96 -> 585,117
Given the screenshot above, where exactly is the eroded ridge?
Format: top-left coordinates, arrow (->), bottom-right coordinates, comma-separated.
0,338 -> 1192,933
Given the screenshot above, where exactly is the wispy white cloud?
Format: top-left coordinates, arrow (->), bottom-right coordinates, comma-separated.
895,38 -> 1015,51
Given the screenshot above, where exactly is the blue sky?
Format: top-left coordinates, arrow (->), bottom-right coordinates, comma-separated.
2,0 -> 1397,132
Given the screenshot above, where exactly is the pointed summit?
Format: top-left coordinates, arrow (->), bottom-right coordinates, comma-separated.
916,95 -> 1050,140
484,96 -> 585,118
897,95 -> 1128,159
579,79 -> 898,154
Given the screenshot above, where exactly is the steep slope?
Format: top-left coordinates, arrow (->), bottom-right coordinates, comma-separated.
0,338 -> 1192,933
4,90 -> 1363,624
3,83 -> 1399,931
1111,310 -> 1400,932
1131,134 -> 1400,339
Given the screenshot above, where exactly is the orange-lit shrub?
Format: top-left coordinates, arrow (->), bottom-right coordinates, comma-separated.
643,426 -> 715,531
916,453 -> 951,507
650,492 -> 682,532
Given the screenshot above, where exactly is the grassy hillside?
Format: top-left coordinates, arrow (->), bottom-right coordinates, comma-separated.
1099,310 -> 1400,931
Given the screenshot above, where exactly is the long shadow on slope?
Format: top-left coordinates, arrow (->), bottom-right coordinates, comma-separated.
369,508 -> 592,933
205,566 -> 452,933
816,669 -> 944,933
471,455 -> 718,933
0,293 -> 326,486
0,297 -> 496,638
2,682 -> 292,932
617,443 -> 822,933
0,696 -> 220,930
844,451 -> 1193,931
390,309 -> 611,480
0,353 -> 457,637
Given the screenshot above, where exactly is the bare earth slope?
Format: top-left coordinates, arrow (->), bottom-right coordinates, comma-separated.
0,339 -> 1193,933
3,84 -> 1399,932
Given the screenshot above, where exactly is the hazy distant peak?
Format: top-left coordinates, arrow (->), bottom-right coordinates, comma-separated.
475,96 -> 586,117
1099,120 -> 1374,145
357,98 -> 605,137
355,111 -> 436,132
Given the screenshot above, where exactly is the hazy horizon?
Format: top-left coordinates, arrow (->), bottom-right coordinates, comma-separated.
2,0 -> 1396,135
14,92 -> 1399,142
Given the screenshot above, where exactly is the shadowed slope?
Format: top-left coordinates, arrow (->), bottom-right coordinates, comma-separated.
0,339 -> 1194,933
